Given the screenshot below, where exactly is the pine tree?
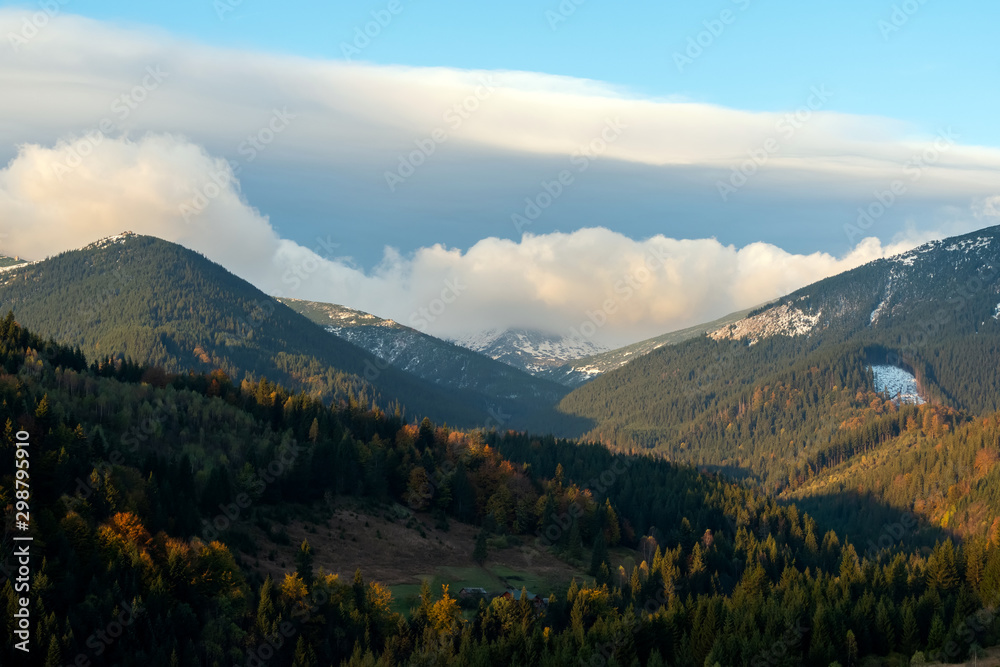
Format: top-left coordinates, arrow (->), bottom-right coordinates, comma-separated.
846,629 -> 859,667
43,636 -> 61,667
875,600 -> 896,654
901,604 -> 920,656
570,595 -> 585,646
418,417 -> 434,449
257,575 -> 277,637
567,518 -> 583,562
604,499 -> 621,546
809,606 -> 835,666
692,599 -> 719,666
292,636 -> 318,667
927,613 -> 947,653
295,539 -> 314,587
473,530 -> 488,565
590,531 -> 609,577
927,541 -> 959,592
982,545 -> 1000,603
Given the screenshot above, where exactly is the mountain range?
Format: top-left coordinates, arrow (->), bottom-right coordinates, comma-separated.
0,232 -> 586,433
276,297 -> 572,409
561,224 -> 1000,486
3,225 -> 1000,665
3,226 -> 999,444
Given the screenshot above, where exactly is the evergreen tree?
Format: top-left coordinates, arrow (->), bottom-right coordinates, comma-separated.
292,636 -> 318,667
473,530 -> 488,565
590,531 -> 609,577
295,539 -> 314,588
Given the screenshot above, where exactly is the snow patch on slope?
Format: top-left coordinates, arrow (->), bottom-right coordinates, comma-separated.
870,301 -> 886,323
455,329 -> 604,363
892,239 -> 943,266
709,302 -> 821,344
944,236 -> 993,253
870,364 -> 924,405
84,231 -> 137,250
453,328 -> 607,375
0,262 -> 29,273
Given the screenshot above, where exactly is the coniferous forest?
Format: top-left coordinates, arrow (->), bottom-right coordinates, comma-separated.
5,3 -> 1000,664
2,306 -> 1000,666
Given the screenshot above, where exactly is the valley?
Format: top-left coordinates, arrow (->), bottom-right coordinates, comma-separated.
0,225 -> 999,665
3,6 -> 998,664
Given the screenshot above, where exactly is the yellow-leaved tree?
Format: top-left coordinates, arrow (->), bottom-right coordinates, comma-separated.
429,585 -> 461,637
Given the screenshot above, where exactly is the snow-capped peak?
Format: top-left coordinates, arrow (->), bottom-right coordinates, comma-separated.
84,231 -> 138,250
451,328 -> 608,375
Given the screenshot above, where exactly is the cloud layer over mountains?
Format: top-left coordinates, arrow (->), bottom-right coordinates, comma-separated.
1,10 -> 996,345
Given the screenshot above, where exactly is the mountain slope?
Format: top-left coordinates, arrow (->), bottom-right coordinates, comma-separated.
543,305 -> 761,386
0,232 -> 572,429
0,255 -> 28,268
707,227 -> 1000,411
452,328 -> 606,377
784,406 -> 1000,547
276,297 -> 571,404
558,224 -> 1000,486
4,313 -> 991,666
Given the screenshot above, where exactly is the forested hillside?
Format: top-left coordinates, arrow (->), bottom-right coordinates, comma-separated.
1,314 -> 998,665
560,226 -> 1000,488
789,410 -> 1000,546
278,297 -> 571,408
544,304 -> 760,387
0,233 -> 584,433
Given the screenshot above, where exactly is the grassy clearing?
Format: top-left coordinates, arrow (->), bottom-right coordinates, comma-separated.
238,498 -> 593,618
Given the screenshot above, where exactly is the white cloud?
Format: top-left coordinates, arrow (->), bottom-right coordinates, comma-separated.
1,10 -> 998,347
0,134 -> 948,347
1,8 -> 999,202
974,195 -> 1000,220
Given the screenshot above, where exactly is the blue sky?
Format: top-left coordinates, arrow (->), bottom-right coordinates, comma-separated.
1,2 -> 998,345
37,0 -> 999,146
